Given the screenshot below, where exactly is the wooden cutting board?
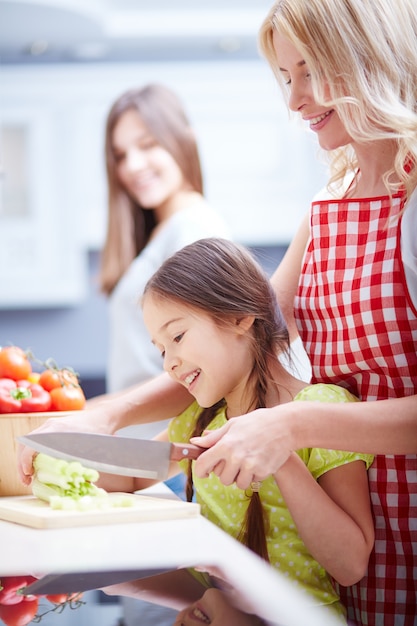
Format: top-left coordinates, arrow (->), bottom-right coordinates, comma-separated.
0,494 -> 200,529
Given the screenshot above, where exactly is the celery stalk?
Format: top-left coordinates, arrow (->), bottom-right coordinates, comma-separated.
32,453 -> 134,511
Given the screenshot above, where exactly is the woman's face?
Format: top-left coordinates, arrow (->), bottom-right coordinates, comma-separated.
273,31 -> 352,151
112,109 -> 186,215
174,588 -> 260,626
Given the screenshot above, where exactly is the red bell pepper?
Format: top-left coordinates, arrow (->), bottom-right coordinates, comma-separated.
0,378 -> 51,413
0,576 -> 38,605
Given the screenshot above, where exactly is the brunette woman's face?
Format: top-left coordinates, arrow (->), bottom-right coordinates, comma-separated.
273,31 -> 352,151
112,109 -> 186,214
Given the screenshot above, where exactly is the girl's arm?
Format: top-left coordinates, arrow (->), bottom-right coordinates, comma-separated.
274,454 -> 374,586
192,395 -> 417,489
18,372 -> 192,484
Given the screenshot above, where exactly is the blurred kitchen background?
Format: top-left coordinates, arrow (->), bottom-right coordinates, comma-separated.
0,1 -> 328,624
0,0 -> 328,398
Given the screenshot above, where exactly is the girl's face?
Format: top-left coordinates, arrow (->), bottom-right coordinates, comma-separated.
112,109 -> 186,217
142,293 -> 255,416
273,31 -> 352,151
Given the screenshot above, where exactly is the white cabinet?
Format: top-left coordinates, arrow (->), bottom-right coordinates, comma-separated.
0,104 -> 87,307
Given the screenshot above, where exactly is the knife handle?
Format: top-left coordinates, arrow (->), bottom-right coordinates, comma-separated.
170,443 -> 205,462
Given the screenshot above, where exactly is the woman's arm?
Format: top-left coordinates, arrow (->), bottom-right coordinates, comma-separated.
191,395 -> 417,489
270,212 -> 309,342
274,454 -> 374,586
18,372 -> 192,484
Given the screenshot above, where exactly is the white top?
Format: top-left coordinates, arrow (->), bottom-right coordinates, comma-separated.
107,202 -> 230,437
402,188 -> 417,305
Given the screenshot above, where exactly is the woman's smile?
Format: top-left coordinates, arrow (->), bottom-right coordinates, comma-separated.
305,109 -> 334,131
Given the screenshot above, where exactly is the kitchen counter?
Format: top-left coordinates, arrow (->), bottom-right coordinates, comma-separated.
0,486 -> 338,626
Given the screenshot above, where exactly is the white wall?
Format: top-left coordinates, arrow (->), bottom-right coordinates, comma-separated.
1,57 -> 326,375
2,58 -> 327,248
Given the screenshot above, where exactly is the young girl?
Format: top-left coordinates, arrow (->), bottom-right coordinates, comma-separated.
100,238 -> 374,623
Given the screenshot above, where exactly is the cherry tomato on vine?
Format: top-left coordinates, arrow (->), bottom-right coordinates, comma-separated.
0,347 -> 32,381
0,597 -> 39,626
38,368 -> 79,392
49,385 -> 86,411
46,592 -> 81,604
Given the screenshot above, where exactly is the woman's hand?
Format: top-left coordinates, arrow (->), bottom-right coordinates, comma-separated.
174,588 -> 265,626
191,406 -> 295,490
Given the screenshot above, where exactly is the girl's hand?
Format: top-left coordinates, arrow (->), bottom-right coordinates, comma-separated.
191,406 -> 294,490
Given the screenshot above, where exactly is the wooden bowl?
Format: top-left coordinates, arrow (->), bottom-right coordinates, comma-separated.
0,411 -> 75,496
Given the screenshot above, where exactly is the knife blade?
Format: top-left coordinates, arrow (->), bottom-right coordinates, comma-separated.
19,433 -> 204,480
21,569 -> 175,595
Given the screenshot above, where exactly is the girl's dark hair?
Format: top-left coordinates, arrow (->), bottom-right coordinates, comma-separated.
144,237 -> 291,561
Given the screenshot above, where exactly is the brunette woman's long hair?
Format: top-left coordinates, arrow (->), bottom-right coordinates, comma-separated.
143,238 -> 291,561
100,84 -> 204,295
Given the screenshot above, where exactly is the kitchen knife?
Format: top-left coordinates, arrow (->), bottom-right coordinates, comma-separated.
19,433 -> 204,480
21,568 -> 175,595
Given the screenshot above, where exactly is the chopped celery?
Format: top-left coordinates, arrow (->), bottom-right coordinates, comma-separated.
32,453 -> 134,511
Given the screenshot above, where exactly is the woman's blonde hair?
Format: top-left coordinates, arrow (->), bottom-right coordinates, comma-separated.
99,84 -> 204,295
259,0 -> 417,201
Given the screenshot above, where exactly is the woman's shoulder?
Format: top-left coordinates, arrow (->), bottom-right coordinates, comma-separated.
161,201 -> 231,249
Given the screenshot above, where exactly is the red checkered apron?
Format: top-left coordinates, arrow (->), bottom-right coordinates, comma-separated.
294,193 -> 417,625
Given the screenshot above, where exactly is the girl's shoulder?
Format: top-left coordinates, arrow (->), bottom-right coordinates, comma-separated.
168,401 -> 227,443
294,383 -> 359,404
294,384 -> 374,476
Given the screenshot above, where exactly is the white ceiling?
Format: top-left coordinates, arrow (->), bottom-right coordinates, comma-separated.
0,0 -> 273,64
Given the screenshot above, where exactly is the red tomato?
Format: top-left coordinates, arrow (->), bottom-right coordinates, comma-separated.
49,385 -> 86,411
46,592 -> 81,604
0,597 -> 39,626
38,368 -> 79,392
0,347 -> 32,381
